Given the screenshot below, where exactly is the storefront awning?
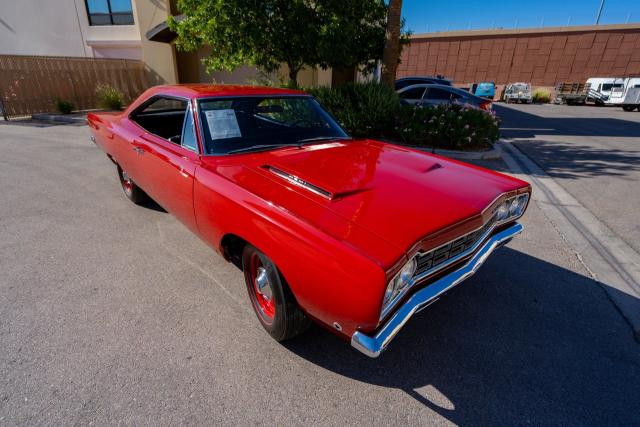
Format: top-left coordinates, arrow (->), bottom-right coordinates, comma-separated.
146,15 -> 184,43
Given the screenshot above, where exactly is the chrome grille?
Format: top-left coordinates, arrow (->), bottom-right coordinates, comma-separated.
415,213 -> 498,277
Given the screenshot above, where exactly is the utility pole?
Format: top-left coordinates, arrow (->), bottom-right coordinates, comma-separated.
596,0 -> 605,24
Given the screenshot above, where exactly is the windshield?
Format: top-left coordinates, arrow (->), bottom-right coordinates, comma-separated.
197,96 -> 348,155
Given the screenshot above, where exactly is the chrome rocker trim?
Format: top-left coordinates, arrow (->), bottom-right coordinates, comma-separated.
351,222 -> 524,358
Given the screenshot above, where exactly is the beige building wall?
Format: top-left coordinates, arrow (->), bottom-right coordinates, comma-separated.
174,46 -> 334,87
0,0 -> 332,86
0,0 -> 90,57
0,0 -> 143,60
133,0 -> 178,84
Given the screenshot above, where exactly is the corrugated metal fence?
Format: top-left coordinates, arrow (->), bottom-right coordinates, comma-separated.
0,55 -> 148,119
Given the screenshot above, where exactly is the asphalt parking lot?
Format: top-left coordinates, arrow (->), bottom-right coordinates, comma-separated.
1,113 -> 639,425
497,103 -> 640,253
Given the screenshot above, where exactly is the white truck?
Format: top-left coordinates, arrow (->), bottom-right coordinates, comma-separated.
621,86 -> 640,112
585,77 -> 625,104
503,82 -> 533,103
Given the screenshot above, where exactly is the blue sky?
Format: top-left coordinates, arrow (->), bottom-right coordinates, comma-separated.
402,0 -> 640,34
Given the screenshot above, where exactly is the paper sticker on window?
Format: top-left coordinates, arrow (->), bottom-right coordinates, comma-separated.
205,109 -> 241,140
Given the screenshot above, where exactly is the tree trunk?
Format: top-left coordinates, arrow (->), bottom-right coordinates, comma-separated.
288,64 -> 300,88
380,0 -> 403,88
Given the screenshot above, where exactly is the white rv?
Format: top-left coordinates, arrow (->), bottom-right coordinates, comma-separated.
607,77 -> 640,106
585,77 -> 625,104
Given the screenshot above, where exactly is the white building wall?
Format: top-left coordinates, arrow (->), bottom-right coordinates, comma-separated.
0,0 -> 142,59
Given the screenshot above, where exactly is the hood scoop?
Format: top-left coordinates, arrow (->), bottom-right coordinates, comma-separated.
265,165 -> 334,200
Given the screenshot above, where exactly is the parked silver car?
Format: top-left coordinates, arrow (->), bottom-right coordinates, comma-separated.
504,82 -> 532,103
397,84 -> 492,110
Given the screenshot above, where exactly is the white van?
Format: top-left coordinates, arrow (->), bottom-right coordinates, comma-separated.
607,77 -> 640,105
586,77 -> 625,104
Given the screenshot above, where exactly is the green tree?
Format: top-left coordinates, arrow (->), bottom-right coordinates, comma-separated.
169,0 -> 389,87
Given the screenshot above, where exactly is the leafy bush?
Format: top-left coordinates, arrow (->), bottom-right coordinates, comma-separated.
55,99 -> 74,114
95,84 -> 124,110
307,82 -> 400,137
396,103 -> 500,150
307,82 -> 499,151
532,88 -> 551,103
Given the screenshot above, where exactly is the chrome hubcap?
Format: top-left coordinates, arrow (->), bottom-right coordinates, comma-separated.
254,267 -> 272,300
121,170 -> 132,193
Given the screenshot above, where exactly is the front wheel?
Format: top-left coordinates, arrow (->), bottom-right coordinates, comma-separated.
242,244 -> 311,341
117,166 -> 149,205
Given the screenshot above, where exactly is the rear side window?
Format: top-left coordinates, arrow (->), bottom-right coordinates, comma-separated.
426,88 -> 459,100
399,87 -> 426,100
130,96 -> 198,152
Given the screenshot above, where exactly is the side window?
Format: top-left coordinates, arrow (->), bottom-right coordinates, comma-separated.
181,106 -> 198,152
427,88 -> 456,100
399,87 -> 426,100
130,96 -> 188,142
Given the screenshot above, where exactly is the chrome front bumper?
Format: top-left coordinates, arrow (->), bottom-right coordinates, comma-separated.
351,223 -> 523,358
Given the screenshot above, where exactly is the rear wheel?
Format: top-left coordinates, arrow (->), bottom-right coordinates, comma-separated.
622,105 -> 637,112
117,166 -> 149,205
242,244 -> 310,341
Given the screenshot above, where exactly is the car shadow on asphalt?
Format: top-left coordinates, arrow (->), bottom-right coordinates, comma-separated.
510,139 -> 640,180
496,104 -> 640,139
140,197 -> 167,213
282,247 -> 640,425
494,105 -> 640,180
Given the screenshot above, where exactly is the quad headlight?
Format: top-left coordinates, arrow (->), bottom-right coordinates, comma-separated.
380,192 -> 529,319
496,193 -> 529,224
383,256 -> 417,309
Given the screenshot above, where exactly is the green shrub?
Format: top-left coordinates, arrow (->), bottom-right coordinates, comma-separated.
55,99 -> 74,114
307,82 -> 400,137
396,103 -> 500,150
532,88 -> 551,103
307,82 -> 499,151
95,84 -> 124,110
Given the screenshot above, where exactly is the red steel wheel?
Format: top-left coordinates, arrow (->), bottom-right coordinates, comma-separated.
248,252 -> 276,323
242,244 -> 311,342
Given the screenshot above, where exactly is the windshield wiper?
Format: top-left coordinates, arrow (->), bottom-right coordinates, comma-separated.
295,136 -> 352,146
226,144 -> 289,155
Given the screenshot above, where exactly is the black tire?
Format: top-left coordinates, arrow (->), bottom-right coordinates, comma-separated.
622,105 -> 636,112
117,166 -> 149,205
242,244 -> 311,341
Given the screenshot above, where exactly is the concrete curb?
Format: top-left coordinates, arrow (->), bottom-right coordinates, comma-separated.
31,113 -> 87,124
412,143 -> 502,160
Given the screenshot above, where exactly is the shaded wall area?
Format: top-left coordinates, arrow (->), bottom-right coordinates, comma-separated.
397,24 -> 640,86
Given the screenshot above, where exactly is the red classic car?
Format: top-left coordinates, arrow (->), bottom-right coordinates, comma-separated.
88,84 -> 530,357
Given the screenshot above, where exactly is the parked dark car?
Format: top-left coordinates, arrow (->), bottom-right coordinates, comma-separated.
397,84 -> 493,110
395,76 -> 452,91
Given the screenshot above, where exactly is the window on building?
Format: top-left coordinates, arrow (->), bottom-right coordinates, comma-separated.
86,0 -> 134,25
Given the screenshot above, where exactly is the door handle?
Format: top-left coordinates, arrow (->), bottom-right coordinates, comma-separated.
132,146 -> 144,155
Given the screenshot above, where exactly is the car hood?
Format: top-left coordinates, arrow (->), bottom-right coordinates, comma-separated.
209,139 -> 528,268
